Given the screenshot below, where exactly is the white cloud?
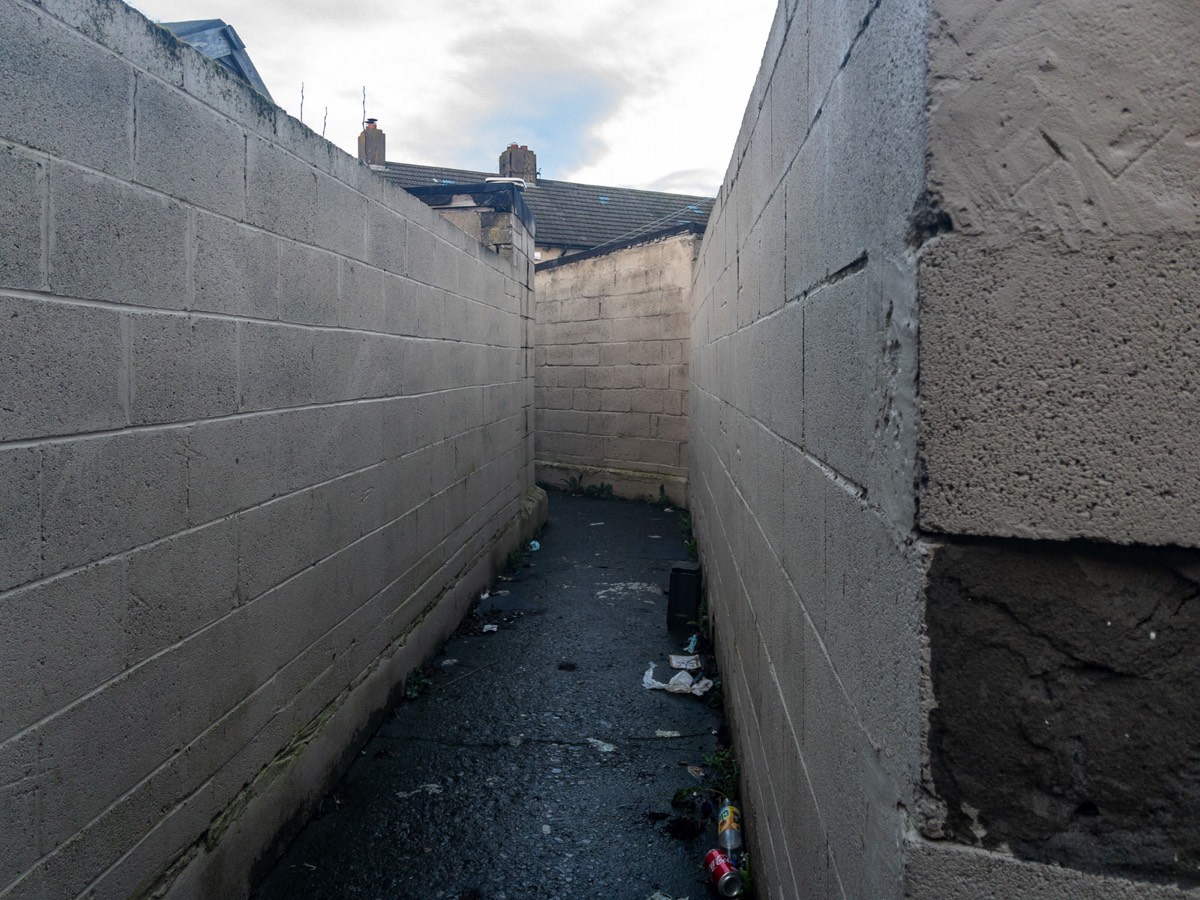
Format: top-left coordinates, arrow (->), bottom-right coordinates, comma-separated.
128,0 -> 776,196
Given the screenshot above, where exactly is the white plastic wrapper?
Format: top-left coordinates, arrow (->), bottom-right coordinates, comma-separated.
669,654 -> 702,671
642,662 -> 714,696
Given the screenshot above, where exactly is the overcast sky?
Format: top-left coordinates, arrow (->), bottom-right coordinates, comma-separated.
128,0 -> 777,196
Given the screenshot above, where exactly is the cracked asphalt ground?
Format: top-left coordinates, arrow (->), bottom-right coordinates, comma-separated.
254,490 -> 729,900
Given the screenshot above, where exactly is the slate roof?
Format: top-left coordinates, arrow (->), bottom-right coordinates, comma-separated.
161,19 -> 272,101
377,162 -> 713,252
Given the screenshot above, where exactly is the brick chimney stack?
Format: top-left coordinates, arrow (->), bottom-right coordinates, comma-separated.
499,143 -> 537,184
358,118 -> 385,166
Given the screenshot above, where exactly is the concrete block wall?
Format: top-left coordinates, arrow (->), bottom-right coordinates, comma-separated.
534,231 -> 696,505
690,2 -> 928,896
0,1 -> 541,896
691,0 -> 1199,897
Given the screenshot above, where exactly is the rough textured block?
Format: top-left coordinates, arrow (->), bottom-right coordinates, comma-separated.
921,234 -> 1200,548
0,2 -> 134,177
134,76 -> 245,217
279,240 -> 338,326
129,313 -> 239,425
0,558 -> 128,743
126,519 -> 239,650
237,490 -> 318,600
245,136 -> 318,246
0,295 -> 125,442
338,258 -> 386,331
50,163 -> 188,309
314,171 -> 368,260
238,321 -> 317,411
0,446 -> 41,592
0,144 -> 45,290
40,429 -> 188,573
192,213 -> 279,318
185,413 -> 280,523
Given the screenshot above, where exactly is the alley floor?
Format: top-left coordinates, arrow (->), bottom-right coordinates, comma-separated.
253,490 -> 732,900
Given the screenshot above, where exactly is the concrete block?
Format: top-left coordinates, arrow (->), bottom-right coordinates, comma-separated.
765,300 -> 803,445
383,273 -> 419,336
604,436 -> 677,467
31,642 -> 191,854
129,313 -> 239,425
599,390 -> 633,413
921,234 -> 1200,547
584,365 -> 644,390
0,2 -> 134,178
41,428 -> 188,574
928,0 -> 1199,242
405,223 -> 436,286
0,446 -> 40,592
134,76 -> 244,218
366,203 -> 407,276
238,321 -> 317,411
783,112 -> 829,301
0,558 -> 130,743
802,273 -> 878,488
192,213 -> 280,319
641,366 -> 669,391
126,518 -> 239,650
315,171 -> 368,260
416,286 -> 446,339
245,136 -> 318,246
769,9 -> 810,178
780,447 -> 828,618
629,389 -> 665,414
652,414 -> 687,443
571,344 -> 600,366
0,144 -> 45,291
185,412 -> 280,523
237,490 -> 318,600
383,393 -> 444,458
821,482 -> 923,795
276,406 -> 344,493
0,295 -> 125,442
580,411 -> 644,438
334,401 -> 386,473
823,1 -> 927,268
338,258 -> 386,332
278,239 -> 338,326
572,388 -> 602,412
50,163 -> 188,309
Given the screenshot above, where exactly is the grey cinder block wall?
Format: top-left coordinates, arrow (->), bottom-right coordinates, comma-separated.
534,230 -> 696,505
691,0 -> 1199,897
0,0 -> 543,896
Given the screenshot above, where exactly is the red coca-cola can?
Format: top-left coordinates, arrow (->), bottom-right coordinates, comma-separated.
705,848 -> 745,897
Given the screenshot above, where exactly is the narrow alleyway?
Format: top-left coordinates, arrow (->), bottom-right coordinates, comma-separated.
253,491 -> 732,900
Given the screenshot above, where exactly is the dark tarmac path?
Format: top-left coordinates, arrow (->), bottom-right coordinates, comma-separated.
253,490 -> 729,900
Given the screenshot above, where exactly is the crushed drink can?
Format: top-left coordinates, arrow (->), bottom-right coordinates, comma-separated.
705,849 -> 745,897
717,799 -> 743,854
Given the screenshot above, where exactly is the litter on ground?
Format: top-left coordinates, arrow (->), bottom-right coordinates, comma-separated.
643,662 -> 714,697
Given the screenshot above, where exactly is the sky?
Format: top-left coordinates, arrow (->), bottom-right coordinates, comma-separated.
127,0 -> 777,197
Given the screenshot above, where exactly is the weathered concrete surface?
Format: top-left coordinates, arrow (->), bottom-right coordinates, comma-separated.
920,0 -> 1200,547
535,231 -> 696,506
924,541 -> 1200,886
253,492 -> 726,899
